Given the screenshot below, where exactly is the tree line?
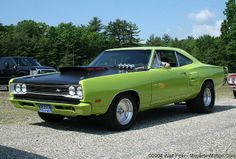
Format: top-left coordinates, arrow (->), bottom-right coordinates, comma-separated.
0,0 -> 235,72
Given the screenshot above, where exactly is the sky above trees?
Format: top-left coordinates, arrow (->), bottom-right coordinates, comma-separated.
0,0 -> 227,40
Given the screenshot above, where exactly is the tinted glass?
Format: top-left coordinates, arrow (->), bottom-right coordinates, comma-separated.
90,50 -> 152,68
4,59 -> 15,67
27,58 -> 41,66
14,58 -> 41,66
177,53 -> 192,66
157,50 -> 178,67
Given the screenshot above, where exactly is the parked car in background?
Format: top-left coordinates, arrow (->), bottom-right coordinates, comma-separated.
228,74 -> 236,98
0,57 -> 56,90
9,47 -> 227,130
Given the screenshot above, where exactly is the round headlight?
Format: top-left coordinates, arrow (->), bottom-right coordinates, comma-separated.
22,84 -> 27,93
15,84 -> 21,93
77,86 -> 83,98
69,86 -> 76,96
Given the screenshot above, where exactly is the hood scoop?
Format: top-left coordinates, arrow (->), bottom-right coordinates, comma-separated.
59,66 -> 108,74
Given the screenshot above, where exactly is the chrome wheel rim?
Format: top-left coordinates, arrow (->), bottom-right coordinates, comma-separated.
203,88 -> 212,107
116,98 -> 133,125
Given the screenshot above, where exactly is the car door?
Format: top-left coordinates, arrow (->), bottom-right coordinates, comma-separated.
1,58 -> 16,79
149,50 -> 190,107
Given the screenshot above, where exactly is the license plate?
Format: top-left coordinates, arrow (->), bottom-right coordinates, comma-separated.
38,104 -> 52,113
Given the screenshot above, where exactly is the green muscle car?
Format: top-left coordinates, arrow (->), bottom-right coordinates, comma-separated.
9,47 -> 228,130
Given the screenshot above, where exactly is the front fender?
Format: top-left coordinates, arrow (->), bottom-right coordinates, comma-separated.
80,71 -> 152,114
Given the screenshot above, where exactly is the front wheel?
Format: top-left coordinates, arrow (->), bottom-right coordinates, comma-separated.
186,81 -> 215,113
38,112 -> 64,122
104,93 -> 138,131
233,91 -> 236,98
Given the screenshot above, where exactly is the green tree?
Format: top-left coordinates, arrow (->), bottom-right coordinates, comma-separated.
221,0 -> 236,72
162,34 -> 172,46
194,35 -> 222,65
146,34 -> 162,46
54,23 -> 81,66
87,17 -> 103,32
105,19 -> 140,47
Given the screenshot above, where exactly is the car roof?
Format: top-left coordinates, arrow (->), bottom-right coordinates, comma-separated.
105,46 -> 200,63
106,46 -> 184,51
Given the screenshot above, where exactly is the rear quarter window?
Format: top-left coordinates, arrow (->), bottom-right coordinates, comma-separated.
177,53 -> 192,66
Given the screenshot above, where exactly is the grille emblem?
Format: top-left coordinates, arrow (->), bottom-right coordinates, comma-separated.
56,89 -> 61,93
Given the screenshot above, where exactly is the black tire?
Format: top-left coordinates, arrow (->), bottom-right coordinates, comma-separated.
38,112 -> 64,122
104,93 -> 138,131
186,81 -> 215,113
233,91 -> 236,98
174,102 -> 185,105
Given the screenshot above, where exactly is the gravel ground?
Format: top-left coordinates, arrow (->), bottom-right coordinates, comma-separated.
0,86 -> 235,159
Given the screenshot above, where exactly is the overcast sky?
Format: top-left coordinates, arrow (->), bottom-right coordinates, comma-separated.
0,0 -> 227,40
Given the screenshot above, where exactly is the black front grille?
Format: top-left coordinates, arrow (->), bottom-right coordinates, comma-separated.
14,84 -> 80,104
14,94 -> 80,104
27,84 -> 69,95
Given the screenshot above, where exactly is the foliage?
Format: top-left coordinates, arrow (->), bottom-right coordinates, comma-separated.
105,19 -> 140,47
0,1 -> 235,72
221,0 -> 236,71
0,18 -> 141,67
145,34 -> 229,69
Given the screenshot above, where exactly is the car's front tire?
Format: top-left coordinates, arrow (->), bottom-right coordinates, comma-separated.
233,91 -> 236,98
38,112 -> 64,122
186,81 -> 215,113
104,93 -> 138,131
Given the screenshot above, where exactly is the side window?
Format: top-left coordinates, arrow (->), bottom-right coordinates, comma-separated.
157,50 -> 178,67
176,52 -> 192,66
18,58 -> 30,66
4,58 -> 15,68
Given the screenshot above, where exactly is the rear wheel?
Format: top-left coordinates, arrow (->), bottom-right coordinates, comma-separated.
187,81 -> 215,113
38,112 -> 64,122
233,91 -> 236,98
104,93 -> 138,131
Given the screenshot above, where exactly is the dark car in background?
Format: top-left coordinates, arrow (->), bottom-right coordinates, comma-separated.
0,57 -> 56,90
228,74 -> 236,98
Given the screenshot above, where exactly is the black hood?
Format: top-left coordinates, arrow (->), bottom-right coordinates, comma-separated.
14,66 -> 120,85
13,66 -> 149,85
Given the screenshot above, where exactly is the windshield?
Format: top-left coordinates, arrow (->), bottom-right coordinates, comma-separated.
14,58 -> 41,66
89,50 -> 152,68
27,58 -> 41,66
